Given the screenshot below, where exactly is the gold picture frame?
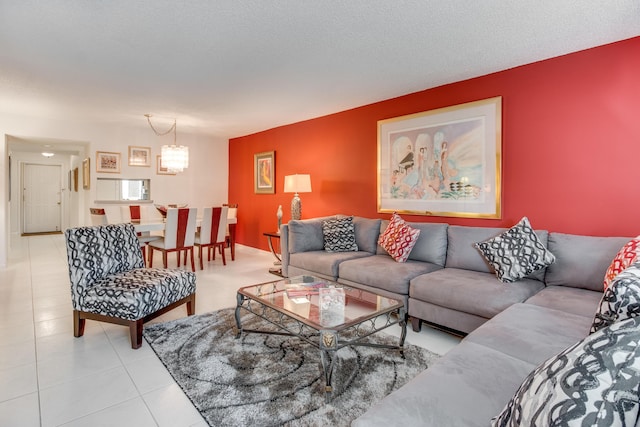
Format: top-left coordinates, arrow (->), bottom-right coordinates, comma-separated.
82,158 -> 90,189
96,151 -> 121,174
377,96 -> 502,218
254,151 -> 275,194
128,146 -> 151,167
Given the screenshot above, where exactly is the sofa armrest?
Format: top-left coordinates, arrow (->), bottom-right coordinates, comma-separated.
280,223 -> 290,277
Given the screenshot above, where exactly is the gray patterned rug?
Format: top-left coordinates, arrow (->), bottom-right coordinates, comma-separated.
144,308 -> 440,427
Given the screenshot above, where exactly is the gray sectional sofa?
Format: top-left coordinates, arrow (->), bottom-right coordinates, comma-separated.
279,215 -> 630,426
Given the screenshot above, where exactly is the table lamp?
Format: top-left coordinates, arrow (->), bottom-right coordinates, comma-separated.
284,174 -> 312,220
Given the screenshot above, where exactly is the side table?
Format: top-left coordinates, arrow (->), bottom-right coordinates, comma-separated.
263,231 -> 283,276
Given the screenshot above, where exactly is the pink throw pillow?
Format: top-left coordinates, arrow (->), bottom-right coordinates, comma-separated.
604,236 -> 640,290
378,213 -> 420,263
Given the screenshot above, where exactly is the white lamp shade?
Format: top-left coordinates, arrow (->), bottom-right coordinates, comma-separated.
284,174 -> 312,193
161,145 -> 189,173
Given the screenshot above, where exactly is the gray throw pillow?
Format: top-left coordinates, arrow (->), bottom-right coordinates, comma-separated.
322,216 -> 358,252
492,316 -> 640,427
591,261 -> 640,334
474,217 -> 555,283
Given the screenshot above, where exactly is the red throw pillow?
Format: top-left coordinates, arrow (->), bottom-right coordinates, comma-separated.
378,212 -> 420,263
604,236 -> 640,290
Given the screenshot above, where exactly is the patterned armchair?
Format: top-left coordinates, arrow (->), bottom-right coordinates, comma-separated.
65,223 -> 196,348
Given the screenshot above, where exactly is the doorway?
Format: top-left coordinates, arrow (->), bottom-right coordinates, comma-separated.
22,163 -> 62,234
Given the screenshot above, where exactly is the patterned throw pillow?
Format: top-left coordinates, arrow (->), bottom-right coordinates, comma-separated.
591,261 -> 640,334
492,316 -> 640,427
474,217 -> 555,283
603,236 -> 640,291
378,213 -> 420,263
322,216 -> 358,252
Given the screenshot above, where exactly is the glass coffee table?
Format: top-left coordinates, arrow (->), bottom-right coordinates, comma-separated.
235,275 -> 407,401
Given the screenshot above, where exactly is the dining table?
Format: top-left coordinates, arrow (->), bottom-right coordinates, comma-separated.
133,217 -> 238,261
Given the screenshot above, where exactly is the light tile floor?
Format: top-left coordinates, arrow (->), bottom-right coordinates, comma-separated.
0,234 -> 460,427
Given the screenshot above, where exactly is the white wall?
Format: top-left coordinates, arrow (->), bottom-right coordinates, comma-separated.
0,112 -> 229,268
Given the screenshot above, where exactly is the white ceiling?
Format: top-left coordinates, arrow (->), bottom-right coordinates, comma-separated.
1,0 -> 639,140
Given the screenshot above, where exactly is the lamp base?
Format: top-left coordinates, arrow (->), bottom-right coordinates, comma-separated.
291,194 -> 302,220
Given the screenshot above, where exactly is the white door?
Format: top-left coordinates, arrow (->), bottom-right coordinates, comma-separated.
23,164 -> 62,233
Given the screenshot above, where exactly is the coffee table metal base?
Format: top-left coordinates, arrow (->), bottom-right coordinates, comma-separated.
234,293 -> 407,401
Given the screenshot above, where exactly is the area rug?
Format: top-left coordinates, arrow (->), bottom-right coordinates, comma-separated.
144,308 -> 440,427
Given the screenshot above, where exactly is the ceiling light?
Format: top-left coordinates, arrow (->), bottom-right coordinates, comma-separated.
145,114 -> 189,173
41,152 -> 54,157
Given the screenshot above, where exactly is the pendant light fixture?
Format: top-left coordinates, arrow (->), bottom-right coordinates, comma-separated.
145,114 -> 189,173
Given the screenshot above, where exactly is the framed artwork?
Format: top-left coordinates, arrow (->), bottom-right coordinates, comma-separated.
254,151 -> 275,194
82,158 -> 90,189
96,151 -> 121,173
128,146 -> 151,167
156,155 -> 175,175
377,96 -> 502,219
73,167 -> 79,192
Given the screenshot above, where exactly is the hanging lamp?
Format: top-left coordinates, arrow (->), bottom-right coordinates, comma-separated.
145,114 -> 189,173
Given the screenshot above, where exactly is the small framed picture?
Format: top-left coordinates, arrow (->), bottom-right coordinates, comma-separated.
73,167 -> 79,192
128,146 -> 151,167
156,155 -> 176,175
254,151 -> 275,194
96,151 -> 121,173
82,158 -> 90,189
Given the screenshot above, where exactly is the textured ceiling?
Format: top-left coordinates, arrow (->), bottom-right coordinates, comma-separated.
1,0 -> 639,140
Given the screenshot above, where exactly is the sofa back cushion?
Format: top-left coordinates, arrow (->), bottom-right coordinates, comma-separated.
288,216 -> 336,253
445,225 -> 549,280
352,217 -> 382,254
376,220 -> 448,266
545,233 -> 632,291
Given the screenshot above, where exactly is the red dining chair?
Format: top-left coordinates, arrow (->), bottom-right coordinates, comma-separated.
121,205 -> 160,266
223,203 -> 238,261
194,206 -> 228,269
148,208 -> 197,272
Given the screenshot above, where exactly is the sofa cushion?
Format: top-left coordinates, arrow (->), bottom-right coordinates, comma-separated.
378,213 -> 420,262
545,233 -> 632,292
322,216 -> 358,252
474,217 -> 555,283
591,261 -> 640,334
339,254 -> 442,295
352,217 -> 382,254
405,222 -> 448,266
288,250 -> 371,279
288,216 -> 336,253
409,268 -> 544,320
493,316 -> 640,427
603,236 -> 640,290
524,286 -> 602,319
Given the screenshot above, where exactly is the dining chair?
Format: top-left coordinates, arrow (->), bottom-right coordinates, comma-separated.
120,205 -> 160,266
194,206 -> 228,269
90,208 -> 108,226
148,207 -> 197,272
64,223 -> 196,349
223,203 -> 238,261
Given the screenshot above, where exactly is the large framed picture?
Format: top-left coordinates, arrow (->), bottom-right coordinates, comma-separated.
377,96 -> 502,219
128,146 -> 151,167
96,151 -> 121,174
254,151 -> 275,194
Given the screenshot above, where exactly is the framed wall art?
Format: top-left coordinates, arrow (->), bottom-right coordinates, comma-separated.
128,146 -> 151,167
73,167 -> 79,192
377,96 -> 502,219
156,155 -> 175,175
96,151 -> 121,174
254,151 -> 275,194
82,158 -> 90,189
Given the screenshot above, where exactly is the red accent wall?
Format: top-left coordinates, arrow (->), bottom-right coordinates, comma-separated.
230,37 -> 640,252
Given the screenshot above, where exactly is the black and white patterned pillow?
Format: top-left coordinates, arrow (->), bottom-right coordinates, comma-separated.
493,316 -> 640,427
322,216 -> 358,252
591,261 -> 640,334
474,217 -> 555,283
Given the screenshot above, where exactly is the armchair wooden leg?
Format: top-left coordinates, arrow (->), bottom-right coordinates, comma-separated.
129,319 -> 144,349
148,247 -> 154,268
187,294 -> 196,316
73,310 -> 86,337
